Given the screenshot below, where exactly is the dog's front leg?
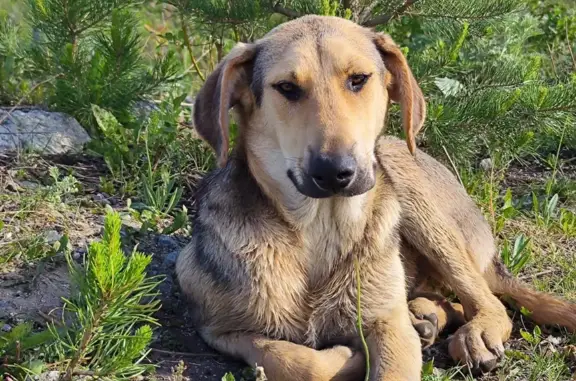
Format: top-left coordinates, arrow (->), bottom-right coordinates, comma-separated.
400,194 -> 511,374
200,329 -> 365,381
365,306 -> 422,381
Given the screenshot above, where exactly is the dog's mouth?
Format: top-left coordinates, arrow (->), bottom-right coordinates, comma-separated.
287,167 -> 376,199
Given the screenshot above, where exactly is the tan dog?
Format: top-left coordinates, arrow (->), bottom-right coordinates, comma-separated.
176,15 -> 576,380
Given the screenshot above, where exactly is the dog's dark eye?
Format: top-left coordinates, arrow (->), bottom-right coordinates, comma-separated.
273,81 -> 303,101
348,74 -> 371,92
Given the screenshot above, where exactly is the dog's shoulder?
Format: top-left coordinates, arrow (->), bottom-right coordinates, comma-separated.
375,135 -> 463,194
181,153 -> 284,289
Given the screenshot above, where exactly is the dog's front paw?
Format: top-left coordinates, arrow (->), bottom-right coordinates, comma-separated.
315,345 -> 365,381
448,312 -> 512,375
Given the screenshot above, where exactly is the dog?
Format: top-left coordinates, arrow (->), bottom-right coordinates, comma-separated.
176,15 -> 576,380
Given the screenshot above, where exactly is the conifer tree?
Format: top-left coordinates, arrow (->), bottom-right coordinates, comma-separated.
22,0 -> 179,136
167,0 -> 576,166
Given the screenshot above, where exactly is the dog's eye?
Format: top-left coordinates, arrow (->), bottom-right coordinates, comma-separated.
273,81 -> 303,101
348,74 -> 371,92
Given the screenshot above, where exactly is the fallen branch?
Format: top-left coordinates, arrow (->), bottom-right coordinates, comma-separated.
519,269 -> 555,280
180,15 -> 206,82
272,3 -> 301,19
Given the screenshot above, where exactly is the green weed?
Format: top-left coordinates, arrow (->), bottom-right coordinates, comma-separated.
500,234 -> 532,276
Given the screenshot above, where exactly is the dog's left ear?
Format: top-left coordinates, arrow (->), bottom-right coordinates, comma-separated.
193,42 -> 258,167
373,33 -> 426,155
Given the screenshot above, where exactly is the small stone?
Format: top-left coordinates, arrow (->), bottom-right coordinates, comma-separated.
479,158 -> 493,172
94,193 -> 111,205
37,371 -> 61,381
19,180 -> 40,189
43,230 -> 62,244
162,251 -> 179,268
1,324 -> 11,332
157,235 -> 179,250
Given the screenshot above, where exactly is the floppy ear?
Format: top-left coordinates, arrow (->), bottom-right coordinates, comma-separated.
193,42 -> 258,167
373,33 -> 426,155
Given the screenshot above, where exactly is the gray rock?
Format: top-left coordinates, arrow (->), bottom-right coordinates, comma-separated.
132,101 -> 160,121
93,193 -> 111,205
0,108 -> 91,155
43,230 -> 62,244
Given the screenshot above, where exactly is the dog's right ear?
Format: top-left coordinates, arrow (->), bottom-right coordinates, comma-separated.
193,42 -> 258,168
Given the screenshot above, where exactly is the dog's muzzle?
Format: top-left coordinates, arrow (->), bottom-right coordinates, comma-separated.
288,152 -> 375,198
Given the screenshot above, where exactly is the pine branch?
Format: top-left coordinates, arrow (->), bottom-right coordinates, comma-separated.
63,304 -> 104,381
536,105 -> 576,113
180,15 -> 206,82
362,0 -> 422,27
405,9 -> 519,20
272,2 -> 302,19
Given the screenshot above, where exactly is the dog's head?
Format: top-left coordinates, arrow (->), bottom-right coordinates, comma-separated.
193,15 -> 426,199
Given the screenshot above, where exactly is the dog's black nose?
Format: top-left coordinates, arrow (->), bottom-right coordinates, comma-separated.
309,153 -> 357,192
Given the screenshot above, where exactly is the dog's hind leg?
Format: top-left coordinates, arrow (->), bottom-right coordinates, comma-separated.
408,292 -> 466,348
200,330 -> 364,381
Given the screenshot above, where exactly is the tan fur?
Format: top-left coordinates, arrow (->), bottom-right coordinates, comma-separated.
177,15 -> 576,380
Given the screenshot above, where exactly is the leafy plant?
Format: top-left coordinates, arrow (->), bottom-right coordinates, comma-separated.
532,192 -> 560,229
495,188 -> 520,235
44,166 -> 81,204
0,232 -> 70,268
0,321 -> 56,378
559,208 -> 576,236
500,234 -> 532,276
520,325 -> 542,347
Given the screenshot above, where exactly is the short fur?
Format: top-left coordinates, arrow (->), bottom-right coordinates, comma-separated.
177,15 -> 576,381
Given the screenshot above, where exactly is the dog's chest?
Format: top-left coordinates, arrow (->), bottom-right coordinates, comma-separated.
245,191 -> 403,347
301,197 -> 367,282
295,198 -> 371,346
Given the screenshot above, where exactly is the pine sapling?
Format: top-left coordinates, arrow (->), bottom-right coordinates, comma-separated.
46,210 -> 164,380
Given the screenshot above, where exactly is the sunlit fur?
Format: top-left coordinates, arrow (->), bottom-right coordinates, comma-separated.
177,15 -> 576,381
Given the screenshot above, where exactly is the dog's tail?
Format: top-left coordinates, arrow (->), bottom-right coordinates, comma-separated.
485,258 -> 576,332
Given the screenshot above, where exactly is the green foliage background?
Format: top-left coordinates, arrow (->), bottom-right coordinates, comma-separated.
1,0 -> 575,170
